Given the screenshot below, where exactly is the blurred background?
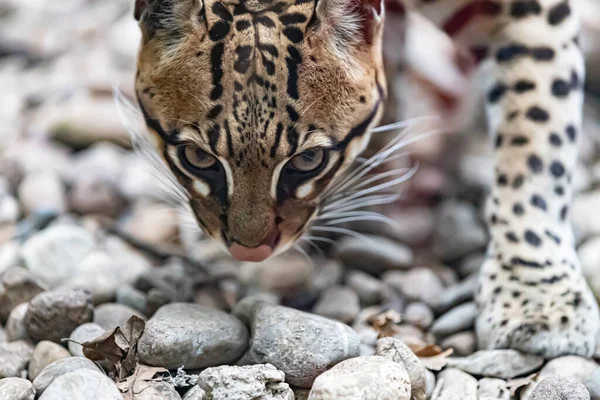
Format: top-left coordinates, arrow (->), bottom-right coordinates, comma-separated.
1,0 -> 600,367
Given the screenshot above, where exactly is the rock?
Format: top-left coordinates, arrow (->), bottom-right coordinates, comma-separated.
309,261 -> 344,295
32,357 -> 100,396
403,302 -> 434,329
430,274 -> 477,313
0,267 -> 44,322
124,204 -> 179,246
39,368 -> 123,400
579,236 -> 600,281
17,171 -> 66,215
0,327 -> 5,343
425,370 -> 436,399
239,256 -> 314,291
28,341 -> 71,381
183,386 -> 206,400
232,294 -> 279,326
446,350 -> 544,379
0,377 -> 35,400
383,267 -> 444,304
116,284 -> 147,314
146,288 -> 173,316
25,288 -> 94,343
382,207 -> 435,245
440,331 -> 476,356
478,378 -> 509,400
0,242 -> 20,277
134,381 -> 182,400
313,286 -> 360,323
199,364 -> 294,400
376,337 -> 427,400
529,377 -> 590,400
346,270 -> 387,306
432,368 -> 478,400
335,235 -> 414,275
308,356 -> 411,400
584,367 -> 600,399
67,323 -> 105,357
0,341 -> 34,378
138,303 -> 248,369
93,303 -> 144,330
5,303 -> 29,342
432,201 -> 487,261
294,388 -> 310,400
69,174 -> 123,217
246,304 -> 360,388
430,302 -> 477,337
573,191 -> 600,241
21,225 -> 96,288
458,253 -> 485,277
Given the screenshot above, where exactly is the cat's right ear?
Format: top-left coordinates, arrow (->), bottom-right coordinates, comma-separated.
134,0 -> 151,21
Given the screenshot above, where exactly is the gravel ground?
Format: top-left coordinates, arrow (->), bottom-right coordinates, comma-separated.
2,0 -> 600,399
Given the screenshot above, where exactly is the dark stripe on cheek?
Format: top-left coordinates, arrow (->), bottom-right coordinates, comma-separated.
270,123 -> 284,157
336,101 -> 381,150
286,45 -> 302,100
138,98 -> 167,140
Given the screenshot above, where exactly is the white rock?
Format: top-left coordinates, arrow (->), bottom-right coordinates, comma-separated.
430,302 -> 478,337
446,350 -> 544,379
0,341 -> 34,378
5,303 -> 29,342
93,303 -> 145,331
478,378 -> 509,400
432,201 -> 487,261
39,368 -> 123,400
28,341 -> 71,381
313,286 -> 360,323
573,191 -> 600,241
67,323 -> 105,357
335,235 -> 414,275
529,377 -> 590,400
383,267 -> 444,304
0,377 -> 35,400
376,337 -> 427,400
17,171 -> 66,215
32,357 -> 100,396
431,368 -> 478,400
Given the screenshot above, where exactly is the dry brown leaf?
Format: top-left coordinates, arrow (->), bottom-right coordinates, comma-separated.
419,348 -> 453,371
507,372 -> 539,396
412,344 -> 443,357
369,310 -> 402,338
118,364 -> 168,400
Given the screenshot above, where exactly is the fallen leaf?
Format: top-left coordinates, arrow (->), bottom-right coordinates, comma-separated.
419,348 -> 453,371
507,372 -> 539,396
118,364 -> 168,400
369,310 -> 403,338
412,344 -> 443,357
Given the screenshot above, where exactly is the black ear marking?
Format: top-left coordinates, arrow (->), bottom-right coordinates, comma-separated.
134,0 -> 151,21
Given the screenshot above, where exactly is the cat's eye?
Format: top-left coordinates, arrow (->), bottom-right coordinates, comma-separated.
289,148 -> 326,173
181,145 -> 217,170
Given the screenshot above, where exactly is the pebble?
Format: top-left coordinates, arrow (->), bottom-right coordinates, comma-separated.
245,303 -> 360,388
578,236 -> 600,281
440,331 -> 476,356
0,377 -> 35,400
17,171 -> 66,215
529,376 -> 590,400
432,200 -> 487,261
138,303 -> 248,369
346,270 -> 387,306
312,286 -> 360,323
430,302 -> 478,337
308,261 -> 344,295
38,368 -> 123,400
425,370 -> 436,399
458,253 -> 485,277
335,235 -> 414,275
239,256 -> 314,291
0,341 -> 34,378
430,274 -> 477,313
376,337 -> 428,400
199,364 -> 294,400
383,267 -> 444,304
0,327 -> 5,343
183,386 -> 206,400
67,323 -> 105,357
116,284 -> 147,314
403,302 -> 434,329
5,303 -> 29,342
446,349 -> 544,379
69,174 -> 123,217
432,368 -> 478,400
28,341 -> 70,381
584,367 -> 600,399
25,288 -> 94,343
21,225 -> 96,288
134,381 -> 182,400
123,203 -> 179,246
0,267 -> 44,322
573,191 -> 600,241
93,303 -> 145,330
32,357 -> 100,396
478,378 -> 509,400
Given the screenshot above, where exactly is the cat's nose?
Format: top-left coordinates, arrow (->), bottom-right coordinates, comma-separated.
227,229 -> 280,262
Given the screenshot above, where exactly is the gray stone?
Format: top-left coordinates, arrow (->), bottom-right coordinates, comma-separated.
25,288 -> 93,343
308,356 -> 411,400
478,378 -> 509,400
430,302 -> 477,337
584,367 -> 600,400
573,191 -> 600,241
138,303 -> 248,369
5,303 -> 29,342
376,337 -> 427,400
0,267 -> 44,322
32,357 -> 100,396
183,386 -> 206,400
425,370 -> 436,399
446,350 -> 544,379
578,236 -> 600,282
403,302 -> 434,329
93,303 -> 145,330
0,327 -> 5,343
67,323 -> 105,357
134,381 -> 181,400
28,341 -> 70,381
313,286 -> 360,323
0,377 -> 35,400
346,271 -> 387,306
309,261 -> 344,295
199,364 -> 293,400
239,256 -> 313,291
39,369 -> 123,400
458,253 -> 485,277
246,304 -> 360,388
430,274 -> 477,313
383,267 -> 444,304
440,331 -> 476,357
116,284 -> 147,314
233,294 -> 279,326
335,235 -> 414,275
432,368 -> 478,400
0,341 -> 33,378
432,201 -> 487,261
530,377 -> 590,400
17,171 -> 66,216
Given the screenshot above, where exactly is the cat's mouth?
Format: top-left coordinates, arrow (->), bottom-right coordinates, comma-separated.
223,229 -> 281,262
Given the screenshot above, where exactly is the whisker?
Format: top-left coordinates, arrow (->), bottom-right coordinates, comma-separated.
302,235 -> 337,245
299,237 -> 325,258
293,244 -> 313,265
310,226 -> 375,244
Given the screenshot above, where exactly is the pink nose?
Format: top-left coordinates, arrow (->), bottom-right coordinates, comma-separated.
228,243 -> 273,262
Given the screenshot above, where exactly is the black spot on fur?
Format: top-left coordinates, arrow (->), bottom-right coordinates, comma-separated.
283,27 -> 304,43
513,203 -> 525,216
550,161 -> 565,177
209,21 -> 231,41
548,1 -> 571,25
525,230 -> 542,247
552,79 -> 571,97
511,136 -> 529,146
560,205 -> 568,221
566,125 -> 577,142
207,104 -> 223,119
526,106 -> 550,122
549,133 -> 563,146
513,174 -> 525,189
506,232 -> 519,243
528,154 -> 543,173
531,47 -> 555,61
495,134 -> 504,148
514,80 -> 536,93
488,83 -> 507,103
510,1 -> 541,18
236,20 -> 251,31
531,194 -> 547,211
279,13 -> 307,25
496,44 -> 529,62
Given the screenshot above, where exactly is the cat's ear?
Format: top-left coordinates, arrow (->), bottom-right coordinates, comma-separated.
315,0 -> 385,45
134,0 -> 152,21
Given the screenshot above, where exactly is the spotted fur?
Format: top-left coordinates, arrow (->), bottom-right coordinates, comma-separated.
134,0 -> 599,358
